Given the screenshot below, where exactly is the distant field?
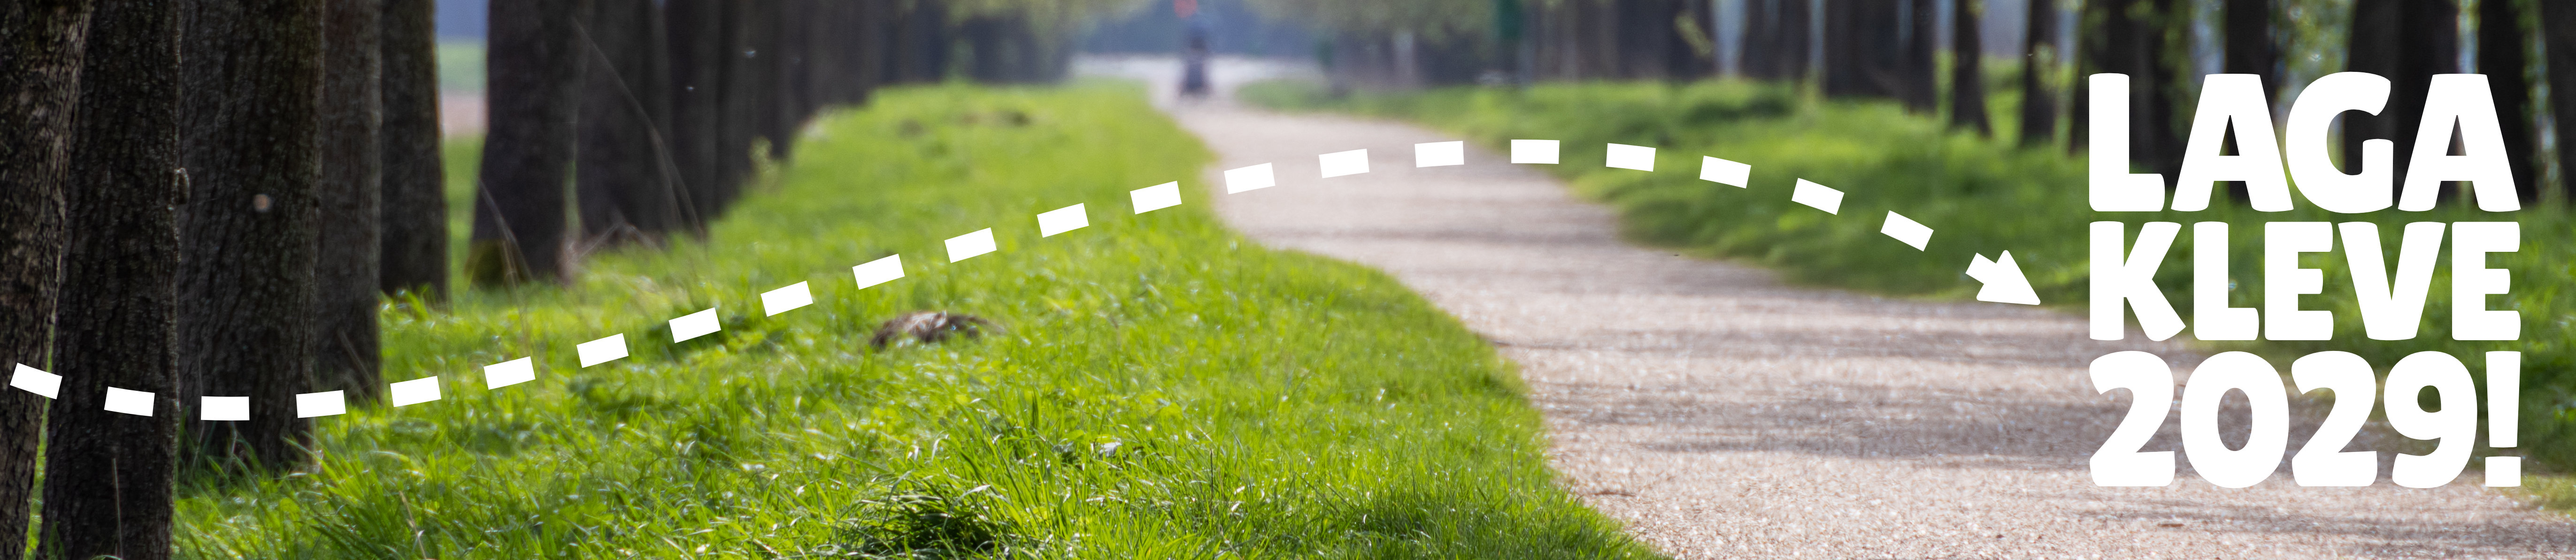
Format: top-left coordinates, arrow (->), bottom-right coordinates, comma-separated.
437,39 -> 484,92
177,84 -> 1661,558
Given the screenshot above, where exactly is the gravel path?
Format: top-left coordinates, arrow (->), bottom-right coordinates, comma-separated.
1120,81 -> 2576,559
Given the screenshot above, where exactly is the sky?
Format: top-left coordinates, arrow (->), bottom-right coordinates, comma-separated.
437,0 -> 486,39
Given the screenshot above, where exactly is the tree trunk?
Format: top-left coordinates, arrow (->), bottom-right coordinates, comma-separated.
1951,0 -> 1989,135
716,0 -> 777,205
2479,0 -> 2533,203
2222,0 -> 2276,90
316,0 -> 383,402
1902,0 -> 1936,111
1776,0 -> 1811,81
1742,0 -> 1775,78
0,3 -> 91,558
179,0 -> 324,471
578,0 -> 679,246
826,0 -> 882,106
665,0 -> 723,234
2138,0 -> 2183,179
379,0 -> 447,301
2087,0 -> 2180,178
771,0 -> 815,152
2345,0 -> 2456,187
1672,0 -> 1715,79
468,0 -> 588,287
2541,0 -> 2576,201
2344,0 -> 2397,179
1616,0 -> 1674,79
1822,0 -> 1865,95
2018,0 -> 2059,147
2068,0 -> 2101,154
41,1 -> 180,557
891,0 -> 949,84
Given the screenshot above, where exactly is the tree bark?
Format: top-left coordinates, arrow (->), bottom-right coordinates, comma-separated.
1775,0 -> 1811,81
771,0 -> 815,152
1742,0 -> 1775,78
891,0 -> 949,84
179,0 -> 323,470
1902,0 -> 1937,111
41,1 -> 180,557
379,0 -> 447,301
1822,0 -> 1866,95
2344,0 -> 2456,186
2479,0 -> 2534,203
665,0 -> 723,234
2018,0 -> 2059,148
316,0 -> 384,402
715,0 -> 776,205
2068,0 -> 2101,154
579,0 -> 679,246
0,2 -> 92,558
2222,0 -> 2276,89
2085,0 -> 2180,177
2541,0 -> 2576,201
468,0 -> 588,287
2138,0 -> 2183,179
1951,0 -> 1989,135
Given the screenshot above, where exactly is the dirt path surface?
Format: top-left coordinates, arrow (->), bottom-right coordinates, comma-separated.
1087,58 -> 2575,559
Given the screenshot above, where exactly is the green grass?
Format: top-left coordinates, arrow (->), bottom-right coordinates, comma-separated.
437,40 -> 484,92
1242,78 -> 2576,501
175,83 -> 1659,559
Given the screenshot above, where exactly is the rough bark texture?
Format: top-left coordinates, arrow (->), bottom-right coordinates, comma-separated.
665,0 -> 723,233
579,0 -> 679,246
0,2 -> 90,558
2478,0 -> 2534,203
179,0 -> 324,471
468,0 -> 588,287
317,0 -> 384,402
42,1 -> 180,557
1950,0 -> 1989,135
379,0 -> 448,300
2018,0 -> 2058,147
2542,1 -> 2576,201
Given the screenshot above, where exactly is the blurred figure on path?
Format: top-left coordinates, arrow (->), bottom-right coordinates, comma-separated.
1178,0 -> 1211,99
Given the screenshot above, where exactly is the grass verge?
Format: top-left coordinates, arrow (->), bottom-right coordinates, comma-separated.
1242,78 -> 2576,507
175,83 -> 1660,558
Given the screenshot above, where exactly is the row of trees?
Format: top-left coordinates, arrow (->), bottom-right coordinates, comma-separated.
1293,0 -> 2576,203
472,0 -> 1112,287
0,0 -> 1127,557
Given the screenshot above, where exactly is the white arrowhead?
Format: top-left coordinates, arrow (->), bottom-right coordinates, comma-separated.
1965,251 -> 2040,305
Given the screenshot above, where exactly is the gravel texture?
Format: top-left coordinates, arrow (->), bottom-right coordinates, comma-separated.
1154,91 -> 2576,559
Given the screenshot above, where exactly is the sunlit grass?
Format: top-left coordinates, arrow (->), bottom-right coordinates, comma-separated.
175,83 -> 1659,559
1245,78 -> 2576,508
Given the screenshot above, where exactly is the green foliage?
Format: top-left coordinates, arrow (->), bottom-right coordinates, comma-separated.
1242,0 -> 1490,39
177,83 -> 1658,559
1243,78 -> 2576,479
